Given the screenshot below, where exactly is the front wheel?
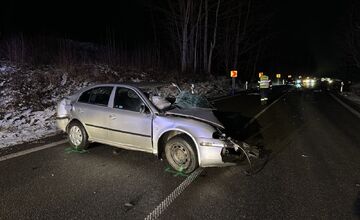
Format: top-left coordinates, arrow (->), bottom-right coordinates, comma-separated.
165,135 -> 198,174
68,122 -> 89,150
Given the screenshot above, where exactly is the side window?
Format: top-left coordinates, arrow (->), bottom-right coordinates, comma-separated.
113,87 -> 144,112
78,89 -> 91,103
78,87 -> 113,106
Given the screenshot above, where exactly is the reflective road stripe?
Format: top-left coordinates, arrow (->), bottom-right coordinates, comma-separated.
144,168 -> 204,220
244,92 -> 288,128
330,93 -> 360,119
0,139 -> 68,162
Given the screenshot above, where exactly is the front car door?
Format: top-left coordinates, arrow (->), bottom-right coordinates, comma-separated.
106,86 -> 153,152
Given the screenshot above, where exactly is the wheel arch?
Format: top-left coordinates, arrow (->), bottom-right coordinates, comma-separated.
157,128 -> 201,166
66,118 -> 88,135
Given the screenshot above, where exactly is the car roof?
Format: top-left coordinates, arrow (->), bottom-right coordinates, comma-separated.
91,82 -> 169,89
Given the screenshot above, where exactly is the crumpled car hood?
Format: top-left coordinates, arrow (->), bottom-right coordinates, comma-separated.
166,108 -> 225,129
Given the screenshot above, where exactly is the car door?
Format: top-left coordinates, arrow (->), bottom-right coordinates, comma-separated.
74,86 -> 114,141
106,86 -> 153,152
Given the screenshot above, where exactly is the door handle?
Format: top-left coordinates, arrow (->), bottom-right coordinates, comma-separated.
109,114 -> 117,120
78,109 -> 84,113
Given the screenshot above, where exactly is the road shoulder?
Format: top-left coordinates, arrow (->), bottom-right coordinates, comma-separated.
0,133 -> 67,157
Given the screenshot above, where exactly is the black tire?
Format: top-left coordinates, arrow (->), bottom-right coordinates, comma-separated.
67,121 -> 89,150
165,135 -> 198,174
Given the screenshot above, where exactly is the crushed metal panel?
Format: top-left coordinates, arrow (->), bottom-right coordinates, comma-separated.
166,108 -> 225,129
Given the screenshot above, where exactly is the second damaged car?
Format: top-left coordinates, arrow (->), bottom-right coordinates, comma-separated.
56,83 -> 260,174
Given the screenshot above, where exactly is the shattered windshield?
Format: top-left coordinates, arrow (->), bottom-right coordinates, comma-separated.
141,84 -> 214,110
174,91 -> 213,109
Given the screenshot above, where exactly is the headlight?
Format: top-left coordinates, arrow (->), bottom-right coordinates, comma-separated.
212,131 -> 226,139
199,141 -> 225,147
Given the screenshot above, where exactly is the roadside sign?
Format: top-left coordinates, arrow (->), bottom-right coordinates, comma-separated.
230,70 -> 237,78
276,74 -> 281,78
259,72 -> 263,78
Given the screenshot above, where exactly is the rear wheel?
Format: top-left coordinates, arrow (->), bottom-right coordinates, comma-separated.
165,135 -> 198,174
68,122 -> 89,150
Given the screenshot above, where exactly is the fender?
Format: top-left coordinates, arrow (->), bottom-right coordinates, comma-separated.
155,127 -> 202,166
66,117 -> 89,136
153,115 -> 217,166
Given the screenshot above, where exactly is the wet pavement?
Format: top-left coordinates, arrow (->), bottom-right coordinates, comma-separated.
1,86 -> 360,219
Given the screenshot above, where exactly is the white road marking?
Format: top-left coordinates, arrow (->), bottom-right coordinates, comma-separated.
330,93 -> 360,119
244,92 -> 288,128
144,168 -> 204,220
0,139 -> 68,162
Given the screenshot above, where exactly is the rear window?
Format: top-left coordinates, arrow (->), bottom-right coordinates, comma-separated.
78,87 -> 113,106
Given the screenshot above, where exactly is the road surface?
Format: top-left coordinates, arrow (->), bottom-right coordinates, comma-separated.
1,86 -> 360,219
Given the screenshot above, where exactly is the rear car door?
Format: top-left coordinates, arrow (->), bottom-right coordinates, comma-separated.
74,86 -> 114,141
106,87 -> 153,152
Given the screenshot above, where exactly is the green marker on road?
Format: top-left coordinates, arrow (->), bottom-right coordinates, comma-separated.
164,166 -> 188,177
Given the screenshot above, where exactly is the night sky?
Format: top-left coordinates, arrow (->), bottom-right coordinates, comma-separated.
1,1 -> 150,42
0,0 -> 351,74
268,0 -> 350,74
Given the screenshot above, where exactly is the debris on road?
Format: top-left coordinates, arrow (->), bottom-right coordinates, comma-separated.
112,149 -> 122,155
64,147 -> 89,154
124,202 -> 134,207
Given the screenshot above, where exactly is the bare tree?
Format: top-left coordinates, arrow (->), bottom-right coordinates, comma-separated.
156,0 -> 271,76
202,0 -> 209,73
346,0 -> 360,69
207,0 -> 221,74
193,0 -> 203,72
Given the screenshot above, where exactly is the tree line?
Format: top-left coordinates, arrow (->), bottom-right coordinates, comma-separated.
0,0 -> 273,80
155,0 -> 273,78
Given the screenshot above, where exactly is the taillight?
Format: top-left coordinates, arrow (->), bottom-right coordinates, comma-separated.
57,98 -> 72,117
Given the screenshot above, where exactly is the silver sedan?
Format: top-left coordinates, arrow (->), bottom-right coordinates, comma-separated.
56,83 -> 256,173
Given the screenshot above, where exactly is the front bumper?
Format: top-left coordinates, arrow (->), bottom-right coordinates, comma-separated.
197,137 -> 260,168
197,137 -> 246,167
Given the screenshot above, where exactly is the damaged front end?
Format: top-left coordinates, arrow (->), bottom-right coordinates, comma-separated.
211,131 -> 265,174
149,83 -> 266,173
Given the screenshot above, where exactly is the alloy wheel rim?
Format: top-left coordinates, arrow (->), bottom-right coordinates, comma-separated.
69,126 -> 82,147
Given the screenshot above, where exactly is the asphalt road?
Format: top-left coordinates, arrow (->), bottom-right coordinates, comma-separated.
1,86 -> 360,219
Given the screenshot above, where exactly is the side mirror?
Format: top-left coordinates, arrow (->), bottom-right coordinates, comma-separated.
139,103 -> 147,114
171,83 -> 182,92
